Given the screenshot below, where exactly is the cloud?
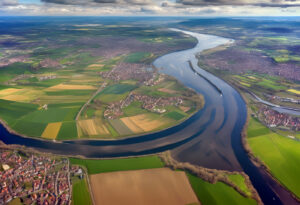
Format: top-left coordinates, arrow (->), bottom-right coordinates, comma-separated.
176,0 -> 300,7
0,0 -> 18,6
40,0 -> 154,5
1,0 -> 300,15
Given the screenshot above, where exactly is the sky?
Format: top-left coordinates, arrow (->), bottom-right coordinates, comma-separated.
0,0 -> 300,16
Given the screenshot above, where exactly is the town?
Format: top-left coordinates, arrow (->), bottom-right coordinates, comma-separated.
258,105 -> 300,131
0,149 -> 82,205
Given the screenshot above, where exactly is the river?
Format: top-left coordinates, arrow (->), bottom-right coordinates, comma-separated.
0,28 -> 298,205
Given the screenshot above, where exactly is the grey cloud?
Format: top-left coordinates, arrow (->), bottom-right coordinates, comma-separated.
176,0 -> 300,7
0,0 -> 18,6
41,0 -> 151,5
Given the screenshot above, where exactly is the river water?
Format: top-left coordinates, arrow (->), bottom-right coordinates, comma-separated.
0,28 -> 298,205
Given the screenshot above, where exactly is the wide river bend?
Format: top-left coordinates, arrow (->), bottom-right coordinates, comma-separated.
0,28 -> 298,205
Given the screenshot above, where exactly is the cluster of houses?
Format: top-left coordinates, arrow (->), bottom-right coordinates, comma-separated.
264,93 -> 300,105
0,150 -> 73,205
259,105 -> 300,131
38,75 -> 57,81
104,92 -> 183,119
98,62 -> 162,86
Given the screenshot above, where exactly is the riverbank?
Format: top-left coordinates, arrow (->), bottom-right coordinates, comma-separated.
195,49 -> 300,205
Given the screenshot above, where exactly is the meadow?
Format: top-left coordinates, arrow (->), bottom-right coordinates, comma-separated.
69,156 -> 164,174
71,177 -> 92,205
247,117 -> 300,198
188,173 -> 257,205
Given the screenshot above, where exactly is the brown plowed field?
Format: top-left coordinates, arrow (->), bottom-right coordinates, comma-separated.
90,168 -> 199,205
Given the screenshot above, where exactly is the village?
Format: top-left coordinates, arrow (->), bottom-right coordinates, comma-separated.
0,149 -> 81,205
98,62 -> 164,86
103,92 -> 183,119
258,105 -> 300,131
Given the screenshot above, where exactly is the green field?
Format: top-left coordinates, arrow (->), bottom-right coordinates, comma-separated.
0,99 -> 38,124
165,110 -> 186,120
247,117 -> 270,138
72,177 -> 92,205
187,173 -> 257,205
69,156 -> 164,175
247,117 -> 300,198
100,83 -> 137,95
109,119 -> 133,135
227,174 -> 252,197
124,52 -> 152,63
56,121 -> 78,140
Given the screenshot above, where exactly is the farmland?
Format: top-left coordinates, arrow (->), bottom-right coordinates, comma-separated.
247,117 -> 300,198
69,156 -> 164,174
70,155 -> 259,205
0,22 -> 203,140
71,177 -> 92,205
90,168 -> 199,205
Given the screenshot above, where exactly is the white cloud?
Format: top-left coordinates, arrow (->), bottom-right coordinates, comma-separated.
0,0 -> 300,15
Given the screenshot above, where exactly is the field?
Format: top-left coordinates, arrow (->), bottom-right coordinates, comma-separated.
288,89 -> 300,95
70,155 -> 258,205
69,156 -> 164,174
56,121 -> 78,140
120,114 -> 166,133
45,84 -> 96,91
77,119 -> 109,137
90,168 -> 199,205
247,117 -> 300,198
227,174 -> 252,197
72,177 -> 92,205
41,122 -> 62,139
187,173 -> 257,205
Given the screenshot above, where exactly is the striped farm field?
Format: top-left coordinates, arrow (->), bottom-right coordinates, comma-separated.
0,88 -> 24,95
77,119 -> 109,137
109,119 -> 133,135
46,83 -> 96,91
126,114 -> 165,132
0,88 -> 44,103
41,122 -> 62,139
1,95 -> 31,102
120,117 -> 144,133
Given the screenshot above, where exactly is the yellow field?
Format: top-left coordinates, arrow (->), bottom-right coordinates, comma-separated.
120,117 -> 144,133
90,168 -> 199,205
158,88 -> 176,94
122,114 -> 165,132
77,119 -> 109,136
38,95 -> 89,104
247,76 -> 257,80
240,82 -> 251,87
46,84 -> 96,91
41,122 -> 62,139
0,88 -> 24,95
0,88 -> 43,102
1,95 -> 31,102
288,89 -> 300,95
